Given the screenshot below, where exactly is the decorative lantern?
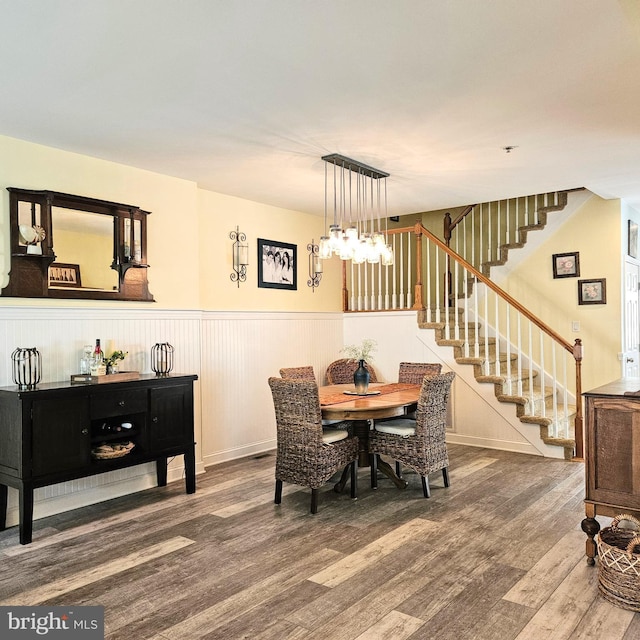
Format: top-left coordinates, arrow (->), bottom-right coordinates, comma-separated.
151,343 -> 174,376
11,347 -> 41,389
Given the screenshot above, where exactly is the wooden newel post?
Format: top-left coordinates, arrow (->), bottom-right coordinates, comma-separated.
573,338 -> 584,460
412,223 -> 424,310
342,260 -> 348,312
444,212 -> 452,247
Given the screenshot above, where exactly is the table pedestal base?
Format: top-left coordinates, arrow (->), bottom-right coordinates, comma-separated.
334,418 -> 408,493
372,454 -> 409,490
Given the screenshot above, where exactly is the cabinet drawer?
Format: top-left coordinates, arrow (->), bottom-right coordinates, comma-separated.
91,389 -> 147,418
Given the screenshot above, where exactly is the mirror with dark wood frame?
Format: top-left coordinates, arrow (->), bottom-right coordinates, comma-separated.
2,188 -> 154,302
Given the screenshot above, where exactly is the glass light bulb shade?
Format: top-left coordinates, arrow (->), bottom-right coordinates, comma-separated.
366,240 -> 380,263
329,224 -> 343,254
382,244 -> 394,266
339,240 -> 353,260
353,241 -> 368,264
346,232 -> 360,253
372,232 -> 385,247
319,236 -> 332,259
344,226 -> 358,241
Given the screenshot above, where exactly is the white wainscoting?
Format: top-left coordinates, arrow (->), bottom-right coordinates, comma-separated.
0,306 -> 344,529
199,311 -> 343,467
343,311 -> 548,457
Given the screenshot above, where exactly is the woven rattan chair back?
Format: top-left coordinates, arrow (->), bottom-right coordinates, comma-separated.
369,371 -> 455,498
279,366 -> 316,381
325,359 -> 379,385
268,377 -> 358,513
398,362 -> 442,384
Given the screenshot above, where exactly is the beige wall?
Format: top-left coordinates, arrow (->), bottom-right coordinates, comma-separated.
198,190 -> 342,311
0,134 -> 344,311
0,134 -> 633,403
504,195 -> 622,392
0,134 -> 201,308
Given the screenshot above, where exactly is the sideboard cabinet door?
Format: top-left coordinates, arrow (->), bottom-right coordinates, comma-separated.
148,384 -> 193,452
31,396 -> 91,477
588,396 -> 640,510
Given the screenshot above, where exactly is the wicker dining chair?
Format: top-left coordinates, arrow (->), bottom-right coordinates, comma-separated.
398,362 -> 442,384
381,362 -> 444,477
279,366 -> 316,381
280,366 -> 346,426
369,371 -> 455,498
325,359 -> 379,385
268,377 -> 358,514
396,362 -> 442,420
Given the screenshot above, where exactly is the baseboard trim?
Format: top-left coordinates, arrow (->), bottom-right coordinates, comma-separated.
446,434 -> 545,457
203,439 -> 277,467
3,461 -> 206,529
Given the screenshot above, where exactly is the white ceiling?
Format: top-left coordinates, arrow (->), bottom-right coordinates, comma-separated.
1,0 -> 640,216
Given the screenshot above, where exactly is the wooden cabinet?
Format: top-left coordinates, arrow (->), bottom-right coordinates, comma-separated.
582,378 -> 640,564
0,374 -> 197,544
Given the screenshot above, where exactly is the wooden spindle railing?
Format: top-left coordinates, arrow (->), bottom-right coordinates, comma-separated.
342,221 -> 584,459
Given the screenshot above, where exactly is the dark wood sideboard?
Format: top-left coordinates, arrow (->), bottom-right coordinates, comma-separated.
582,377 -> 640,564
0,373 -> 197,544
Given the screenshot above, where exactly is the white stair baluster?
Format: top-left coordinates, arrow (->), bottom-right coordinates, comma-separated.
494,292 -> 500,377
539,327 -> 545,419
505,303 -> 512,395
528,322 -> 534,413
425,239 -> 431,320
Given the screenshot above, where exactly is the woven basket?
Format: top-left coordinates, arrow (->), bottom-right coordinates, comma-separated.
597,514 -> 640,611
91,441 -> 135,460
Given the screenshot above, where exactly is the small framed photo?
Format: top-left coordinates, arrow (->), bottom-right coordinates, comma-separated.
552,252 -> 580,279
578,278 -> 606,305
629,220 -> 638,258
258,238 -> 297,290
48,262 -> 82,288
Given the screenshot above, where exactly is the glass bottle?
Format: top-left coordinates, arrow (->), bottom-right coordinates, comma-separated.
80,344 -> 93,374
90,339 -> 106,376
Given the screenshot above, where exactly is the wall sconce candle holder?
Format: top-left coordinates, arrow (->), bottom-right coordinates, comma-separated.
307,240 -> 323,292
230,226 -> 248,287
151,342 -> 174,376
11,347 -> 41,389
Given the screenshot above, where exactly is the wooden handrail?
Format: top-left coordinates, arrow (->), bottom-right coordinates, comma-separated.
340,220 -> 584,458
418,221 -> 583,458
417,223 -> 575,354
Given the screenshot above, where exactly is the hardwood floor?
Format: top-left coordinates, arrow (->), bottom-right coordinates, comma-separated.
1,445 -> 639,639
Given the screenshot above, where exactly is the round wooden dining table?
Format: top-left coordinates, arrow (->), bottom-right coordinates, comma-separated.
319,382 -> 421,490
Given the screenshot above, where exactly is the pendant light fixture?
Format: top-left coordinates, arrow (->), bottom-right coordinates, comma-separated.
319,154 -> 394,266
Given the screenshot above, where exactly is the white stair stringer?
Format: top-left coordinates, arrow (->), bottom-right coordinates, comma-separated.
414,325 -> 569,459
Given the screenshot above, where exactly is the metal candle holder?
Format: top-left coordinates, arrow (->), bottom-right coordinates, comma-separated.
151,342 -> 174,376
11,347 -> 41,389
230,226 -> 248,287
307,240 -> 323,292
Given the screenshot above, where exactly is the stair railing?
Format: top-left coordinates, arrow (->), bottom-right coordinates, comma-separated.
342,222 -> 584,459
443,191 -> 576,274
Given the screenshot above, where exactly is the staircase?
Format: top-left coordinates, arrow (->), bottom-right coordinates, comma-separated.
417,307 -> 577,459
437,190 -> 580,458
342,189 -> 585,459
444,189 -> 584,277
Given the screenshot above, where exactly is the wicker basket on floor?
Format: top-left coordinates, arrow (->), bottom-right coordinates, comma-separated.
597,514 -> 640,611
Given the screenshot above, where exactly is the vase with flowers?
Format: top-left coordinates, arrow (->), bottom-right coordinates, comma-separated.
341,339 -> 377,394
104,350 -> 128,374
